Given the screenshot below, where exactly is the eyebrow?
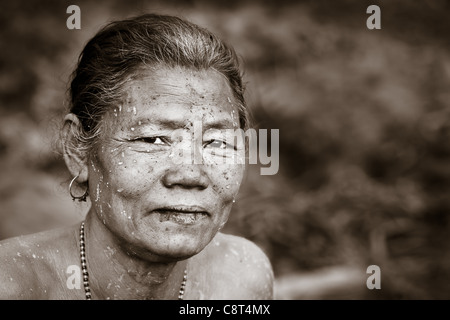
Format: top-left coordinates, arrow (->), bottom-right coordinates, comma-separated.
132,117 -> 236,131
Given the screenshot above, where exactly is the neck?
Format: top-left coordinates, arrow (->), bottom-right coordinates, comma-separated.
81,211 -> 187,300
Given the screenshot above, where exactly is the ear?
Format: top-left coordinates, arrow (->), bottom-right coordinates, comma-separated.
62,113 -> 89,183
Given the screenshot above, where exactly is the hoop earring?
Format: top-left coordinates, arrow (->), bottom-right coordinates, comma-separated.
69,175 -> 89,202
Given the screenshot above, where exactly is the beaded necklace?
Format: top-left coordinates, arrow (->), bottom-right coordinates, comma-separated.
79,222 -> 187,300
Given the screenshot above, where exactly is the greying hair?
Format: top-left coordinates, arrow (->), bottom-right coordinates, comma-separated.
68,13 -> 249,153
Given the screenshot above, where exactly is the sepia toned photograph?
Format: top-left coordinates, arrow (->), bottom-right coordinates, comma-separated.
0,0 -> 449,303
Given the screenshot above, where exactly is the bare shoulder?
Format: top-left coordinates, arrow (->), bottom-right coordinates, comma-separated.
0,235 -> 43,299
189,233 -> 274,299
0,226 -> 78,299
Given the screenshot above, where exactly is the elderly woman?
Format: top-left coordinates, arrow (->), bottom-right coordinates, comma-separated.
0,13 -> 273,299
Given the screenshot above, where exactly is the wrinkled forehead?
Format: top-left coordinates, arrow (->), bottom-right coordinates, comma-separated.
103,66 -> 240,130
126,66 -> 235,107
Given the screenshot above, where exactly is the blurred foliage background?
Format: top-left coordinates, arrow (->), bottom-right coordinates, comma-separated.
1,0 -> 449,299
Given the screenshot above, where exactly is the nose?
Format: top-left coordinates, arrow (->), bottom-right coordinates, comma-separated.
162,164 -> 209,190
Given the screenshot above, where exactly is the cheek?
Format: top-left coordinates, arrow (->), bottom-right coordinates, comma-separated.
209,163 -> 245,197
90,148 -> 163,200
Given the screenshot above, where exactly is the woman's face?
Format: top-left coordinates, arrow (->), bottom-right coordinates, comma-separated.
87,66 -> 245,261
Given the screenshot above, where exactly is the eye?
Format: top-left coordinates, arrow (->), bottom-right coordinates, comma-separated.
135,137 -> 167,145
204,139 -> 234,150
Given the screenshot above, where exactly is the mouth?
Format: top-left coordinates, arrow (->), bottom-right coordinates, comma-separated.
152,205 -> 209,225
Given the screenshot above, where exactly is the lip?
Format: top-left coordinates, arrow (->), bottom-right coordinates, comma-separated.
153,205 -> 210,215
151,205 -> 210,225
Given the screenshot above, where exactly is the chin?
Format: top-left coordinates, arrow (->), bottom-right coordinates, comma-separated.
136,233 -> 212,262
148,245 -> 203,262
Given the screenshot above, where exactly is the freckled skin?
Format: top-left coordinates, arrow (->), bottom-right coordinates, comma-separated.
0,66 -> 274,300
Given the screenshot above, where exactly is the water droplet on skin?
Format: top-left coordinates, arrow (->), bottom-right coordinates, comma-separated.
226,185 -> 230,189
232,199 -> 236,203
121,152 -> 125,158
138,121 -> 142,126
118,161 -> 123,165
128,216 -> 131,220
96,184 -> 100,201
227,97 -> 232,103
32,254 -> 36,259
133,159 -> 137,163
117,188 -> 124,193
119,105 -> 122,112
131,127 -> 135,131
133,106 -> 137,115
